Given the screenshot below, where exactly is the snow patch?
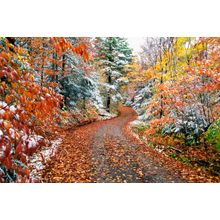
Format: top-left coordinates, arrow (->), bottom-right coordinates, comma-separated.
128,118 -> 149,145
130,120 -> 145,127
26,135 -> 43,149
9,128 -> 15,139
1,145 -> 6,152
0,151 -> 4,160
0,101 -> 7,108
0,167 -> 4,176
98,108 -> 117,120
28,138 -> 62,182
0,109 -> 5,115
9,105 -> 16,113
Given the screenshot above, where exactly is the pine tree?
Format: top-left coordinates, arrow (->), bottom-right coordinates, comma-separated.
95,37 -> 132,112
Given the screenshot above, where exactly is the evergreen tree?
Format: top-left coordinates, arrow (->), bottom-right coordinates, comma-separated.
96,37 -> 132,112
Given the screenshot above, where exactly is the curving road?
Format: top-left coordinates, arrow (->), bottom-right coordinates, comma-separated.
42,107 -> 183,183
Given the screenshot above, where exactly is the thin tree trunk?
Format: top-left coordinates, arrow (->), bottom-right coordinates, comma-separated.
106,39 -> 113,113
41,54 -> 45,88
62,54 -> 65,76
106,74 -> 111,112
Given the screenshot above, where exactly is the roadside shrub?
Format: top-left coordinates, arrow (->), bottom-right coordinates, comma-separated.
205,120 -> 220,150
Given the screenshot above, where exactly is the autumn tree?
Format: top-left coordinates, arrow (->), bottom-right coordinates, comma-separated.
126,37 -> 219,149
0,37 -> 62,182
142,37 -> 220,147
0,37 -> 93,182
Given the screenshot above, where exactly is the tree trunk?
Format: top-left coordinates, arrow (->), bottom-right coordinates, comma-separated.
41,52 -> 45,88
106,74 -> 111,112
52,52 -> 58,82
106,95 -> 111,112
6,37 -> 15,52
106,39 -> 113,113
62,54 -> 65,76
60,53 -> 66,109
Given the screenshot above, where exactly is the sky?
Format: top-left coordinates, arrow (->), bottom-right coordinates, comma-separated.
126,37 -> 145,54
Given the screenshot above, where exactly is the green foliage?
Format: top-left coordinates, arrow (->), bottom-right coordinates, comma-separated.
205,120 -> 220,150
177,155 -> 190,164
132,123 -> 149,135
185,137 -> 200,146
95,37 -> 133,112
170,153 -> 177,158
170,153 -> 190,164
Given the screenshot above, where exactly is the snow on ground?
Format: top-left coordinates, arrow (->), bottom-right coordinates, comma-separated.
128,120 -> 145,141
0,129 -> 3,137
98,108 -> 117,120
28,138 -> 62,182
0,101 -> 7,108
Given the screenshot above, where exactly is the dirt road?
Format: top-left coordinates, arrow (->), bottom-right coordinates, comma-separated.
42,107 -> 183,183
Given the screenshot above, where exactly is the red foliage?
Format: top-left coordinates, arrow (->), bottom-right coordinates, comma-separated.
0,37 -> 91,182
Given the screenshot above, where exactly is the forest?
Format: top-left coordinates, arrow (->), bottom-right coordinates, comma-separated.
0,37 -> 219,183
